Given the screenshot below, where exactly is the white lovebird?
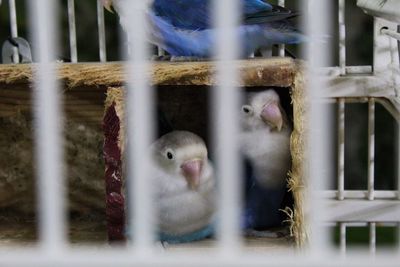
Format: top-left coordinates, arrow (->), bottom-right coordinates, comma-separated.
240,89 -> 292,230
240,89 -> 291,189
150,131 -> 216,243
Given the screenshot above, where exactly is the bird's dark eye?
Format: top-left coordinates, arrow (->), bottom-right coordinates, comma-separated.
166,150 -> 174,160
242,105 -> 252,114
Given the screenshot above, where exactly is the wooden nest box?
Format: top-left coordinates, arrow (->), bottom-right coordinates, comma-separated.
0,57 -> 307,248
102,58 -> 308,247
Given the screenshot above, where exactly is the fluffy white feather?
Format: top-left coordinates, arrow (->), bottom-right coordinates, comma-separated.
240,90 -> 291,188
150,131 -> 216,236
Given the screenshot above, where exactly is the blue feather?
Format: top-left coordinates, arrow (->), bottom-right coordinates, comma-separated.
159,224 -> 214,244
149,12 -> 304,57
242,158 -> 287,230
152,0 -> 273,30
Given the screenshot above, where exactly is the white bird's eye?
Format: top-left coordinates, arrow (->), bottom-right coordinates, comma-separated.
165,149 -> 174,160
242,105 -> 253,115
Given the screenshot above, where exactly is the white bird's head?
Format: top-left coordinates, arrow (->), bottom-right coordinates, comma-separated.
241,90 -> 286,132
151,131 -> 209,191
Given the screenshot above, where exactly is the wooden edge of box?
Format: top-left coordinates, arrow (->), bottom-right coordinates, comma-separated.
0,58 -> 296,88
288,66 -> 308,248
103,87 -> 126,243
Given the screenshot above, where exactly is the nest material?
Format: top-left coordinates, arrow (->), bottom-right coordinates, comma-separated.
288,66 -> 308,247
0,111 -> 105,216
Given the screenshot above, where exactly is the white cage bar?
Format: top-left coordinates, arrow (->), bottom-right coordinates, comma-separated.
8,0 -> 19,63
122,0 -> 155,251
67,0 -> 78,63
278,0 -> 285,57
337,98 -> 345,201
212,0 -> 242,251
369,222 -> 376,255
97,0 -> 107,62
340,222 -> 346,255
28,0 -> 66,251
367,99 -> 375,201
338,0 -> 346,75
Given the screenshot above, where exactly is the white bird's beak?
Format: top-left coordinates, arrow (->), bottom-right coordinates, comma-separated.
102,0 -> 114,13
181,160 -> 203,190
260,101 -> 283,131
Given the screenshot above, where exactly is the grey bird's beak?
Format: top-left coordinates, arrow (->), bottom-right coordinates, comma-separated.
260,101 -> 283,131
181,160 -> 203,190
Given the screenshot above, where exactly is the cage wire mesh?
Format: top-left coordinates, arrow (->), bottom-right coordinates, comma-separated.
0,0 -> 399,266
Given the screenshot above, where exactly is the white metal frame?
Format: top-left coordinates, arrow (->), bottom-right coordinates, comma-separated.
320,0 -> 400,255
1,0 -> 400,266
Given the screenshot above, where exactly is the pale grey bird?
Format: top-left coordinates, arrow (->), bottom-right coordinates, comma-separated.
240,89 -> 292,230
2,37 -> 32,64
240,89 -> 291,189
150,131 -> 216,243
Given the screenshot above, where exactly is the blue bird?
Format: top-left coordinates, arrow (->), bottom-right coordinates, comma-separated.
102,0 -> 303,58
152,0 -> 274,30
239,90 -> 292,231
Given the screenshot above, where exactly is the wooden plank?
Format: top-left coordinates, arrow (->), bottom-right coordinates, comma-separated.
0,58 -> 298,88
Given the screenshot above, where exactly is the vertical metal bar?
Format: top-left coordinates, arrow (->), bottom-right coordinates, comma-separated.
397,25 -> 400,65
122,0 -> 155,251
157,47 -> 165,56
304,0 -> 333,255
369,222 -> 376,255
398,123 -> 400,200
67,0 -> 78,63
28,0 -> 65,251
398,222 -> 400,251
337,98 -> 345,200
368,99 -> 375,201
338,0 -> 346,75
8,0 -> 19,63
278,0 -> 285,57
213,0 -> 241,252
339,222 -> 346,255
97,0 -> 107,62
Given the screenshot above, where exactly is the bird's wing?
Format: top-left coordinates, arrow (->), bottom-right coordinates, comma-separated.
152,0 -> 211,30
148,12 -> 214,57
152,0 -> 273,30
149,11 -> 304,57
244,5 -> 299,25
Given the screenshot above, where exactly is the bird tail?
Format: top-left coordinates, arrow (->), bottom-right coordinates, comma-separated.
261,21 -> 306,45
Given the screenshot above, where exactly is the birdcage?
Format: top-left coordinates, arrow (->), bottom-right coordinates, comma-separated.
0,0 -> 399,266
321,0 -> 400,254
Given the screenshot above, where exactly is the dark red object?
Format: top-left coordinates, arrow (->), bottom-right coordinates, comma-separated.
103,103 -> 126,243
